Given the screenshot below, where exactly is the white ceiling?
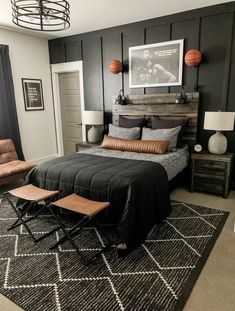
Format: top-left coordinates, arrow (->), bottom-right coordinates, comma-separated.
0,0 -> 232,39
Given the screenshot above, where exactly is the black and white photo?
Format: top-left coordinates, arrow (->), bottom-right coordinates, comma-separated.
129,39 -> 184,88
22,78 -> 44,111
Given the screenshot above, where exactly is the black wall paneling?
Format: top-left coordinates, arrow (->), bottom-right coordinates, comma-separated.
122,29 -> 145,96
227,12 -> 235,113
49,43 -> 65,64
102,33 -> 122,123
82,37 -> 103,111
65,40 -> 82,62
170,18 -> 200,94
197,13 -> 233,148
48,1 -> 235,153
223,12 -> 234,111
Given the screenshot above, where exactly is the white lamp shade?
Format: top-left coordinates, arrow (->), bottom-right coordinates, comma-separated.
82,111 -> 104,125
204,111 -> 235,131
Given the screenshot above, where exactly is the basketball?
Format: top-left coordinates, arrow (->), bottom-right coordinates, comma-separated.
109,60 -> 123,74
184,49 -> 202,67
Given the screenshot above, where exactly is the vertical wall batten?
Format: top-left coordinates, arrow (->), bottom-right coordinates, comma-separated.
121,32 -> 124,93
100,36 -> 105,113
221,12 -> 234,111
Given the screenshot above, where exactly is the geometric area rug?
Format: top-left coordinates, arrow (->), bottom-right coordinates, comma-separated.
0,197 -> 229,311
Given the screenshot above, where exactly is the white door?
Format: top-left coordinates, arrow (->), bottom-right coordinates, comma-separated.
58,72 -> 82,155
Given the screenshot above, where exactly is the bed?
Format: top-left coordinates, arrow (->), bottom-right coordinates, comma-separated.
25,92 -> 199,250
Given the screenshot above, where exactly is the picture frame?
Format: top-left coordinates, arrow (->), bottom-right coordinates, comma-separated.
129,39 -> 184,88
22,78 -> 44,111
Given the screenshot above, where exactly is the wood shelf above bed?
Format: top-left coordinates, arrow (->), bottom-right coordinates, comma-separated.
112,92 -> 200,150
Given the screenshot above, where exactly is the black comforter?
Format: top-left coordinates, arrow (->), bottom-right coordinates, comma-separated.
26,153 -> 171,249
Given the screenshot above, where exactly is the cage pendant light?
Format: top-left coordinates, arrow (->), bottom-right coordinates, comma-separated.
11,0 -> 70,32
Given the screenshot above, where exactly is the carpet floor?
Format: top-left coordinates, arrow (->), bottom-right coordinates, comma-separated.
0,197 -> 228,311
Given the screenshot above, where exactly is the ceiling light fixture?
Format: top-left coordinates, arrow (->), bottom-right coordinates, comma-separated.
11,0 -> 70,32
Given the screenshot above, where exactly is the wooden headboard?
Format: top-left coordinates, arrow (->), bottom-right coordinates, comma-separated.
112,92 -> 200,149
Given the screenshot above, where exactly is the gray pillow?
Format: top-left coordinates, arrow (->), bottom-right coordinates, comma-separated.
109,124 -> 141,140
141,126 -> 181,148
119,116 -> 145,128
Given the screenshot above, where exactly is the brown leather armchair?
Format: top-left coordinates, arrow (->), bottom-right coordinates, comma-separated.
0,139 -> 37,186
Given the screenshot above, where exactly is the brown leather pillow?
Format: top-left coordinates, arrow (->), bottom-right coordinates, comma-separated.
101,135 -> 169,154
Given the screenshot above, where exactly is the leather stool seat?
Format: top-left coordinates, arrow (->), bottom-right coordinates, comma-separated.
52,194 -> 110,216
8,184 -> 59,202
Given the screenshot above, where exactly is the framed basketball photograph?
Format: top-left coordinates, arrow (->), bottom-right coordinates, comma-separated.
22,78 -> 44,111
129,39 -> 184,88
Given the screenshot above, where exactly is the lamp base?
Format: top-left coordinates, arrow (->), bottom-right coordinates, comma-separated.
87,126 -> 100,143
208,131 -> 227,155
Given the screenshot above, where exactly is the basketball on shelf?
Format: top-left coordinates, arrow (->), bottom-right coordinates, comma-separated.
184,49 -> 202,67
109,60 -> 123,74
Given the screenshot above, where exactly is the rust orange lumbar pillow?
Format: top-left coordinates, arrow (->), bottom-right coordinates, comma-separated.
101,135 -> 169,154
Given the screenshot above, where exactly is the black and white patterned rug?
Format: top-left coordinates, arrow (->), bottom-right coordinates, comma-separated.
0,197 -> 228,311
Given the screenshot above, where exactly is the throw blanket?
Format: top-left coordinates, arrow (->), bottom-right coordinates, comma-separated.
25,153 -> 171,249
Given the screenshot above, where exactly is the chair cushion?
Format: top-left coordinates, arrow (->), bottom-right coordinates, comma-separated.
0,139 -> 18,164
0,160 -> 36,178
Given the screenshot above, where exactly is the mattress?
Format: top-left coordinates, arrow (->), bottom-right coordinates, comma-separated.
79,145 -> 189,181
24,153 -> 171,249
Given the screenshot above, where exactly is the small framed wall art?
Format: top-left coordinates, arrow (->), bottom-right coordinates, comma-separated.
129,39 -> 184,88
22,78 -> 44,111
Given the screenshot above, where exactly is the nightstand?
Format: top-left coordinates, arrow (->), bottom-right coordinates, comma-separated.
75,142 -> 100,152
190,152 -> 234,198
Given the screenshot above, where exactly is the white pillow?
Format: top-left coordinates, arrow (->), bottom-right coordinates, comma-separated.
108,124 -> 141,140
141,126 -> 181,148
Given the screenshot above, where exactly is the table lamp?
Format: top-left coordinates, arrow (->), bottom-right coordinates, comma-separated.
204,111 -> 235,154
83,111 -> 104,143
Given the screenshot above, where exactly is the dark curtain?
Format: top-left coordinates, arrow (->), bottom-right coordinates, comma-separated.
0,45 -> 24,160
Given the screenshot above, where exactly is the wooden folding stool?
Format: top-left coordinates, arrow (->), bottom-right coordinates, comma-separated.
2,184 -> 60,242
48,193 -> 114,265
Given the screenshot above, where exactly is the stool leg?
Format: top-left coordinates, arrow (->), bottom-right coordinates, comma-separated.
8,202 -> 46,230
48,206 -> 115,265
7,201 -> 34,230
48,206 -> 87,262
4,194 -> 37,242
33,198 -> 63,243
4,193 -> 61,244
34,225 -> 61,243
49,215 -> 91,250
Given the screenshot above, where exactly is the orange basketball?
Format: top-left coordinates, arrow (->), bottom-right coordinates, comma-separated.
109,60 -> 123,74
185,49 -> 202,67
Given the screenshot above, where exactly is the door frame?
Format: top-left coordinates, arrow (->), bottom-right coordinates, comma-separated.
51,61 -> 86,156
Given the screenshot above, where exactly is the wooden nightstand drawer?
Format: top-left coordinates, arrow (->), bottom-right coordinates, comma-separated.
194,160 -> 226,177
194,177 -> 224,195
190,152 -> 234,198
195,160 -> 225,170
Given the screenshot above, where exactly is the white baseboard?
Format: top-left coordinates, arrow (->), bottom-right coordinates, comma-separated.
29,154 -> 59,165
